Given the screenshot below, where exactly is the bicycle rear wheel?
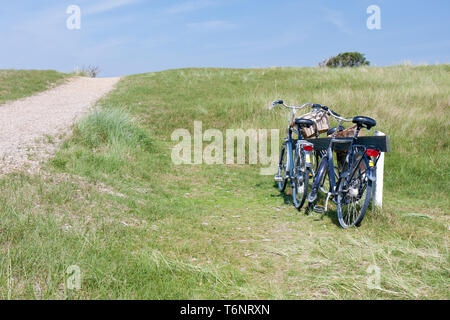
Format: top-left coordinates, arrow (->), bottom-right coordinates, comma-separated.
277,143 -> 288,192
292,152 -> 309,210
336,165 -> 372,228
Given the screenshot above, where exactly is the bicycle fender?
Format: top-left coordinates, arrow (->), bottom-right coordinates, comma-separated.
367,167 -> 376,182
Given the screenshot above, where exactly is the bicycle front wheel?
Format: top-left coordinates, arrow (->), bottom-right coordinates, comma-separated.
336,168 -> 372,228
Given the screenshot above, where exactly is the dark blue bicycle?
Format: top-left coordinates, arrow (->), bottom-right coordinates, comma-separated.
306,108 -> 381,228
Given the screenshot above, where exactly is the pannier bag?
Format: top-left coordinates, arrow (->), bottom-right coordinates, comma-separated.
298,109 -> 330,138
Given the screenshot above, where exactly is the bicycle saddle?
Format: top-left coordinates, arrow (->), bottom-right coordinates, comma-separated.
327,126 -> 345,136
294,118 -> 315,128
352,116 -> 376,129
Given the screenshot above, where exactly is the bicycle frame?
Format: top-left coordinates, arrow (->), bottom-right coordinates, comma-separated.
309,116 -> 381,208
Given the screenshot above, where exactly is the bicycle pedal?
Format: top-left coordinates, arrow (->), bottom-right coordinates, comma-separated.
274,175 -> 284,182
313,205 -> 325,214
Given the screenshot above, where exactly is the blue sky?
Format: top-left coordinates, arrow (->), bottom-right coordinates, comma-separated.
1,0 -> 449,77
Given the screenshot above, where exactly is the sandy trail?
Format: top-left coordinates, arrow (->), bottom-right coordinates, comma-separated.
0,76 -> 120,174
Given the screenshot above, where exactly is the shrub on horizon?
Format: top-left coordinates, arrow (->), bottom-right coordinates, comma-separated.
319,52 -> 370,68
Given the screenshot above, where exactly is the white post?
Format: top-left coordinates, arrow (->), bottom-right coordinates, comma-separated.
373,131 -> 385,208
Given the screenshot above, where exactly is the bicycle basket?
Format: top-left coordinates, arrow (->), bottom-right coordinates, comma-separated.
332,125 -> 363,139
330,125 -> 364,171
299,110 -> 330,138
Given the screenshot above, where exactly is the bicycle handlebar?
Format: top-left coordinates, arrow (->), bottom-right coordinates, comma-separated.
311,103 -> 353,122
328,110 -> 352,122
272,100 -> 284,106
270,100 -> 315,111
312,103 -> 327,110
270,100 -> 352,123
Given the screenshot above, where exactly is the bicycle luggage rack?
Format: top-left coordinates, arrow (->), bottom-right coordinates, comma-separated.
305,135 -> 391,152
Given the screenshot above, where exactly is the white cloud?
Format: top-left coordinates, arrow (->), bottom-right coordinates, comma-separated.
167,0 -> 217,14
187,20 -> 238,32
83,0 -> 141,16
321,7 -> 352,34
203,30 -> 309,51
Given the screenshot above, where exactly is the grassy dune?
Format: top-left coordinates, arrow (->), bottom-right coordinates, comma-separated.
0,70 -> 70,105
0,65 -> 448,299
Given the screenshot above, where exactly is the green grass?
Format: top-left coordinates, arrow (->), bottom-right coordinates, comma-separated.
0,69 -> 71,105
0,65 -> 448,299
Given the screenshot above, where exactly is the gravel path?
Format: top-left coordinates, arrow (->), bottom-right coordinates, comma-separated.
0,76 -> 120,175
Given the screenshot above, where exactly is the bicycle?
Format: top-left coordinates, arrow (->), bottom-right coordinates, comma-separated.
306,108 -> 380,228
270,100 -> 326,210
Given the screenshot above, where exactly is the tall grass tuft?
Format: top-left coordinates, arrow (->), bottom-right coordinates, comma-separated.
73,108 -> 152,151
53,108 -> 154,176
